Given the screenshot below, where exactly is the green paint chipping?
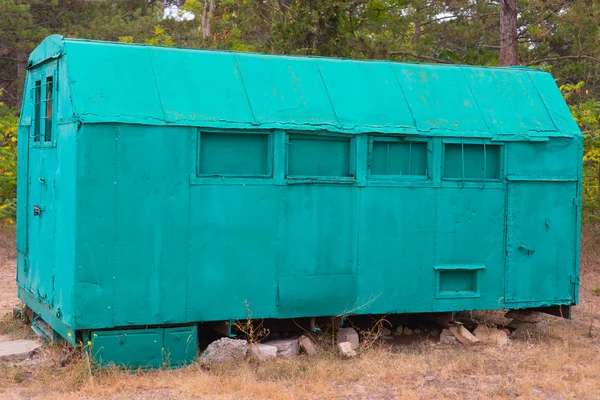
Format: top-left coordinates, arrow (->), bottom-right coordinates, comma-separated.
16,35 -> 582,369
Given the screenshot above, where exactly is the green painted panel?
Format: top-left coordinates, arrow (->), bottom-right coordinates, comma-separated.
392,64 -> 486,133
506,139 -> 580,179
74,124 -> 117,329
53,123 -> 77,325
28,34 -> 63,68
278,275 -> 357,318
188,186 -> 279,320
92,328 -> 163,369
163,326 -> 198,367
113,125 -> 190,326
27,136 -> 57,307
357,188 -> 436,314
287,135 -> 351,177
316,59 -> 414,129
150,48 -> 255,125
527,71 -> 581,135
435,189 -> 505,265
91,326 -> 197,369
198,132 -> 270,176
278,186 -> 358,278
65,41 -> 164,122
434,188 -> 505,308
506,182 -> 576,303
236,54 -> 337,126
31,35 -> 579,138
25,60 -> 60,309
463,68 -> 556,135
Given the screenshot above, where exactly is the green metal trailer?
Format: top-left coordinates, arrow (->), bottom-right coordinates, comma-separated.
17,35 -> 582,368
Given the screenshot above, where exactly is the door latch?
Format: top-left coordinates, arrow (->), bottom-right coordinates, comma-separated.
33,205 -> 41,216
518,244 -> 535,255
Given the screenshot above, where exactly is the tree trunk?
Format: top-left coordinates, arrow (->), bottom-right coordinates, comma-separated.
15,48 -> 27,109
499,0 -> 518,66
201,0 -> 215,40
413,20 -> 421,46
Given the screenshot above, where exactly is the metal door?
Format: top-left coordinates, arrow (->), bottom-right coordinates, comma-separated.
26,60 -> 58,306
505,181 -> 577,303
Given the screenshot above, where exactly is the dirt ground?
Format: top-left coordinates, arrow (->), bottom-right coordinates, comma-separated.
0,230 -> 17,318
1,228 -> 599,399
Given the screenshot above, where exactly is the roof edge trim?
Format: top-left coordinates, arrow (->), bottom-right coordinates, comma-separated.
28,34 -> 64,69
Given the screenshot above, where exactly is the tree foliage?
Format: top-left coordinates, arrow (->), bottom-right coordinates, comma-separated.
0,90 -> 17,226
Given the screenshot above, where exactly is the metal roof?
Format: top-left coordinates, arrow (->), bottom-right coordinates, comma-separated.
30,35 -> 581,139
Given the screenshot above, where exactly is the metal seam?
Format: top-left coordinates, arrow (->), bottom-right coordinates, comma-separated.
233,54 -> 258,125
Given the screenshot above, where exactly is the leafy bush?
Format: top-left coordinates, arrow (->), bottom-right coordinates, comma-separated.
561,82 -> 600,220
0,91 -> 18,227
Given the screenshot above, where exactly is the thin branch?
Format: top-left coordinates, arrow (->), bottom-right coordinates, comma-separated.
524,55 -> 600,66
388,51 -> 453,64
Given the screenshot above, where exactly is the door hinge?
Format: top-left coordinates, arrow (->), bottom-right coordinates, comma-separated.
573,197 -> 581,207
570,275 -> 580,284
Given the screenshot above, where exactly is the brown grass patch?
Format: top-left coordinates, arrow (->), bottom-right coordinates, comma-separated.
0,228 -> 599,399
0,228 -> 16,265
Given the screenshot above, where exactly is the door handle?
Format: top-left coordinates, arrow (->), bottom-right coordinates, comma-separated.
33,205 -> 42,216
519,244 -> 535,255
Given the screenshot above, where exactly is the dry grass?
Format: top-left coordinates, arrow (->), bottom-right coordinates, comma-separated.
0,228 -> 16,265
1,228 -> 600,399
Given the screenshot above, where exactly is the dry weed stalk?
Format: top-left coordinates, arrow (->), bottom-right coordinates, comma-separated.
330,294 -> 380,347
232,300 -> 270,346
358,316 -> 392,350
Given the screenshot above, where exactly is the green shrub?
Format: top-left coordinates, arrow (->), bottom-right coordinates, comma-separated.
0,91 -> 18,227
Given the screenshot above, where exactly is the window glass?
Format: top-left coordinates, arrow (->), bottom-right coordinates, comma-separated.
45,76 -> 53,142
288,135 -> 351,177
198,132 -> 270,176
34,80 -> 41,142
370,140 -> 427,176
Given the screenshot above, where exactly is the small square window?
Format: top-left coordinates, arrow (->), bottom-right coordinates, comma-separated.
443,143 -> 501,180
370,139 -> 428,177
197,132 -> 271,177
287,135 -> 352,178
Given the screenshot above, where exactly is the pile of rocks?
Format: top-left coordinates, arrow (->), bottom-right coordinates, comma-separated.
438,310 -> 548,346
336,327 -> 359,358
505,310 -> 549,338
392,325 -> 440,337
201,326 -> 364,365
438,323 -> 509,347
200,334 -> 320,366
200,310 -> 549,365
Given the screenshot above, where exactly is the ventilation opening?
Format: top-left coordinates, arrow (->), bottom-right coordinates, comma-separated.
435,265 -> 483,299
439,270 -> 476,293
